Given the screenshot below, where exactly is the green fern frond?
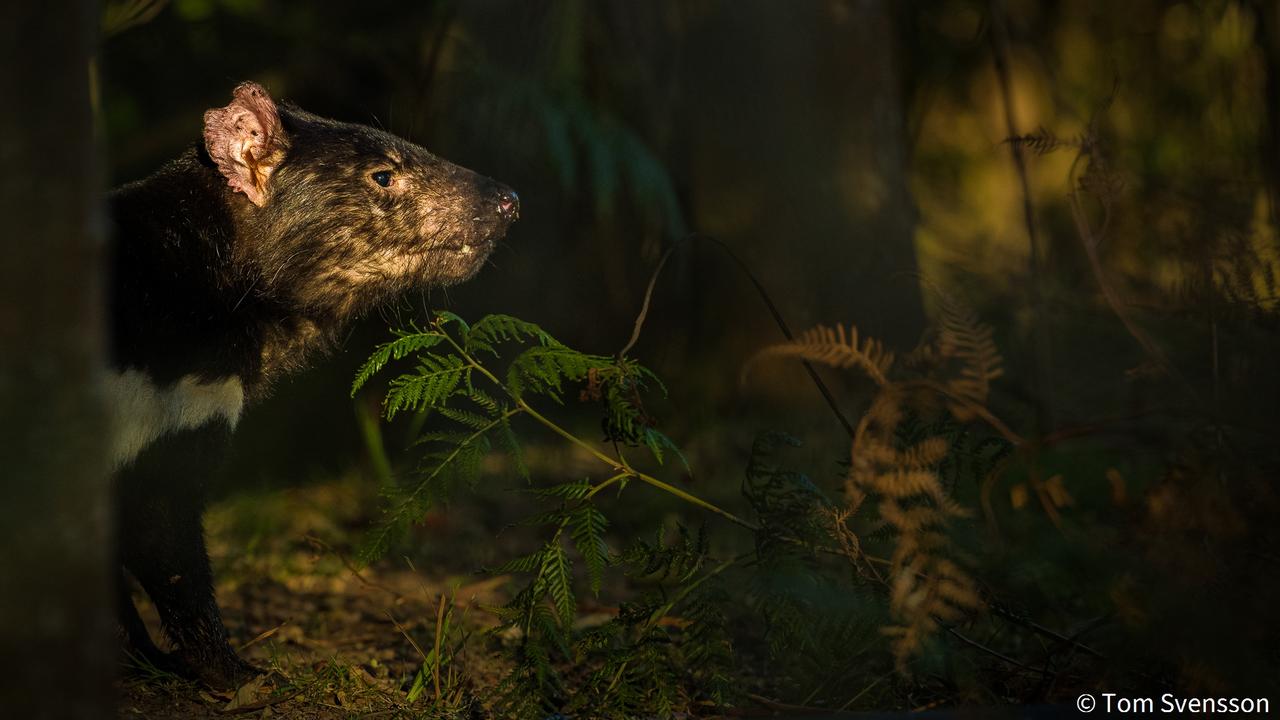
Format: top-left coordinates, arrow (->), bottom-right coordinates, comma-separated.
467,314 -> 562,356
358,426 -> 497,563
682,583 -> 736,706
507,345 -> 610,402
350,330 -> 447,396
355,508 -> 411,567
642,428 -> 688,470
518,508 -> 572,528
492,546 -> 548,575
436,405 -> 495,430
466,387 -> 503,415
571,505 -> 610,595
622,524 -> 708,584
432,310 -> 471,334
529,479 -> 592,500
494,413 -> 529,482
415,432 -> 491,497
383,353 -> 468,419
538,538 -> 575,627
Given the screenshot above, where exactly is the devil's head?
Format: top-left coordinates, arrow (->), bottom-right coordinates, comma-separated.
203,82 -> 517,318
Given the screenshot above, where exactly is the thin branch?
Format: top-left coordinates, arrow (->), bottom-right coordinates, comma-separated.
945,626 -> 1044,674
691,233 -> 858,438
988,0 -> 1055,433
619,246 -> 674,357
618,233 -> 857,438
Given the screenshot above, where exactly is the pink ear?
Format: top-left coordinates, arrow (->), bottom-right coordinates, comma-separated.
203,82 -> 287,207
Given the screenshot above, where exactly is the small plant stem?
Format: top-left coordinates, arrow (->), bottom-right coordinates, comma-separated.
989,0 -> 1055,433
365,407 -> 521,561
432,594 -> 446,703
448,335 -> 761,532
517,398 -> 757,530
587,472 -> 631,499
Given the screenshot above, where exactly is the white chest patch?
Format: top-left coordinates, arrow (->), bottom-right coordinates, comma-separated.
104,370 -> 245,469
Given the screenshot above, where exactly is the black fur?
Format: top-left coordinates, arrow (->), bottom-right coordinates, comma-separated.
109,87 -> 516,688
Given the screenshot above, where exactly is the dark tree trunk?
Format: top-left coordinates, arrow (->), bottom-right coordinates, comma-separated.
664,0 -> 924,423
0,2 -> 113,717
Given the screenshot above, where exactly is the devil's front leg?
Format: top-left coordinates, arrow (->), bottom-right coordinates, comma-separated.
115,423 -> 260,690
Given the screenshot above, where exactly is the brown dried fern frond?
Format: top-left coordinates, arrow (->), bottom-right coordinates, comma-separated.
897,437 -> 950,469
883,554 -> 983,673
865,469 -> 947,502
891,531 -> 949,567
764,303 -> 997,675
862,389 -> 904,433
937,293 -> 1003,407
879,499 -> 945,534
749,323 -> 895,387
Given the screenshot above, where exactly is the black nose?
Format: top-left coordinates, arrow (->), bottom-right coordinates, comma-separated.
496,189 -> 520,219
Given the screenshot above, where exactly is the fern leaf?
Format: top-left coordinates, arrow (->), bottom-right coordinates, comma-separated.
433,310 -> 470,334
355,510 -> 410,567
437,405 -> 495,430
539,539 -> 575,628
383,354 -> 467,419
467,314 -> 562,356
936,293 -> 1003,406
494,413 -> 530,483
867,469 -> 947,502
749,323 -> 894,386
878,499 -> 943,533
571,505 -> 610,596
530,479 -> 592,500
350,331 -> 447,396
507,345 -> 609,402
898,436 -> 950,469
524,510 -> 581,530
642,428 -> 689,471
359,424 -> 497,563
467,388 -> 503,415
492,546 -> 547,575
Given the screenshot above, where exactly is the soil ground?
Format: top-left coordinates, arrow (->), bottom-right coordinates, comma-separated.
116,480 -> 518,719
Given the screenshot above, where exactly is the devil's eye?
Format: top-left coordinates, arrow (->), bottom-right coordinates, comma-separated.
371,170 -> 393,188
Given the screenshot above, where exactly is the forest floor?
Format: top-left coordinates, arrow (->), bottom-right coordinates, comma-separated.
115,480 -> 520,719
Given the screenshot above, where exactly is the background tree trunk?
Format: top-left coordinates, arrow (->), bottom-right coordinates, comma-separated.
0,1 -> 113,717
670,0 -> 924,422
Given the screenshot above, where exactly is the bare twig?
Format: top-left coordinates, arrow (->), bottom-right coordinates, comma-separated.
236,623 -> 286,653
617,233 -> 858,438
385,610 -> 429,664
945,626 -> 1043,674
303,535 -> 401,598
989,0 -> 1056,433
693,233 -> 858,438
619,246 -> 674,357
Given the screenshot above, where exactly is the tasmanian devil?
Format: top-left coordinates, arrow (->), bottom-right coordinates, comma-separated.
107,82 -> 517,688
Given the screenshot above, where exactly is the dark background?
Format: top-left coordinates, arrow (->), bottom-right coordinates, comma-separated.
14,0 -> 1275,714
